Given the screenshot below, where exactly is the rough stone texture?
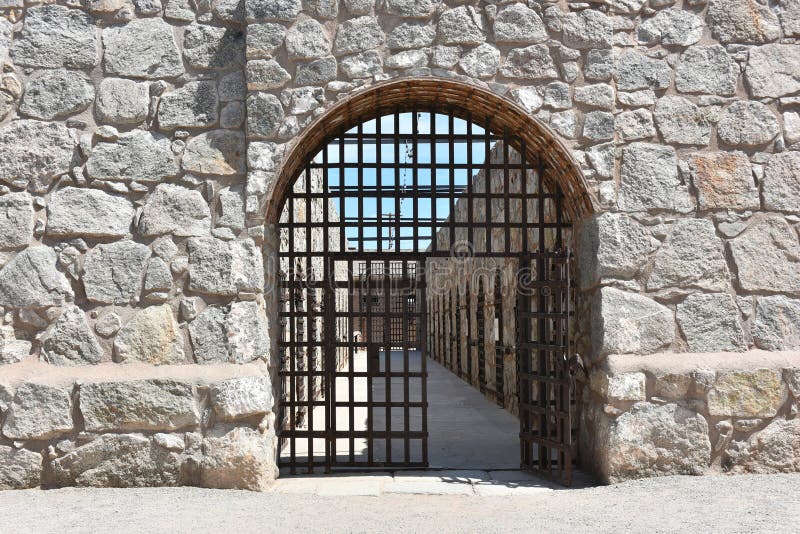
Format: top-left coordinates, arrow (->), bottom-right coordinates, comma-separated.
562,10 -> 612,50
744,44 -> 800,99
184,24 -> 244,70
780,0 -> 800,37
86,130 -> 179,182
201,426 -> 276,490
0,446 -> 42,490
707,0 -> 781,44
286,19 -> 331,60
80,380 -> 200,432
11,5 -> 97,69
246,0 -> 301,21
615,52 -> 670,91
210,376 -> 273,421
0,120 -> 75,189
247,23 -> 285,58
752,296 -> 800,350
717,101 -> 780,147
637,8 -> 702,46
246,92 -> 284,138
493,4 -> 547,44
648,219 -> 729,292
438,6 -> 485,46
500,44 -> 558,80
676,45 -> 737,96
0,247 -> 74,308
334,16 -> 385,54
226,301 -> 270,363
592,372 -> 646,402
182,130 -> 245,176
578,213 -> 655,288
295,57 -> 337,85
707,370 -> 786,417
2,383 -> 73,440
688,152 -> 758,210
138,184 -> 212,237
384,0 -> 433,18
47,187 -> 134,238
729,216 -> 800,295
20,69 -> 94,120
218,187 -> 245,231
158,81 -> 219,130
187,238 -> 264,296
763,152 -> 800,212
600,402 -> 711,483
114,304 -> 185,364
614,109 -> 655,142
592,287 -> 673,357
95,78 -> 149,125
103,19 -> 184,78
458,44 -> 500,79
725,418 -> 800,473
52,433 -> 185,488
574,84 -> 614,110
0,192 -> 34,249
654,96 -> 710,146
188,306 -> 228,362
41,305 -> 103,365
83,241 -> 151,305
617,143 -> 691,213
677,293 -> 746,353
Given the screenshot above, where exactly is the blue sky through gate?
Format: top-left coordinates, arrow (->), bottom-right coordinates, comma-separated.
313,112 -> 496,251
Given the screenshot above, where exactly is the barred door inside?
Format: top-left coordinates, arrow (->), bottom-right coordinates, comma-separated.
276,108 -> 575,481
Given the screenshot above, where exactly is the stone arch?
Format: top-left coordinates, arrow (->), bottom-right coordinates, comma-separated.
264,77 -> 597,224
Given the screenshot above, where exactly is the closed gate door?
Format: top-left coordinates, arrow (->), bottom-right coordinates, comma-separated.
276,106 -> 575,481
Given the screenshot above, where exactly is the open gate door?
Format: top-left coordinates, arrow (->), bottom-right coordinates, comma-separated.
516,249 -> 576,485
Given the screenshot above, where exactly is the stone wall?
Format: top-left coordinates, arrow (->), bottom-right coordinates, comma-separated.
1,0 -> 799,488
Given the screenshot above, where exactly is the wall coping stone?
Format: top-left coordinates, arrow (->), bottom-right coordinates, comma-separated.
605,350 -> 800,376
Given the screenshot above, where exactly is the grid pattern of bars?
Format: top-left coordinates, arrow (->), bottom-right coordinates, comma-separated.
277,107 -> 575,481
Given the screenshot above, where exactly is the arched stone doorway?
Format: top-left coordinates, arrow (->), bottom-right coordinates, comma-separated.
265,79 -> 594,484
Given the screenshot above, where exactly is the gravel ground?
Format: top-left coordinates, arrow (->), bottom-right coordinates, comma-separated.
1,474 -> 798,534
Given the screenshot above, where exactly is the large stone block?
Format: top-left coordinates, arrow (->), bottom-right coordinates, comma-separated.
285,19 -> 331,60
591,287 -> 674,357
707,0 -> 781,44
676,293 -> 746,353
11,5 -> 98,69
334,16 -> 385,54
383,0 -> 433,18
617,143 -> 691,213
752,296 -> 800,350
201,426 -> 276,491
0,192 -> 34,249
19,69 -> 94,121
210,376 -> 273,421
138,184 -> 212,237
245,0 -> 301,21
0,247 -> 74,308
183,23 -> 244,70
707,369 -> 786,417
717,101 -> 780,146
492,4 -> 547,44
182,130 -> 245,176
246,92 -> 284,138
763,152 -> 800,212
562,9 -> 612,49
729,215 -> 800,295
83,240 -> 151,305
599,402 -> 710,482
676,45 -> 737,96
688,152 -> 758,210
725,418 -> 800,473
590,371 -> 646,402
0,446 -> 42,490
2,383 -> 73,440
47,187 -> 134,238
744,44 -> 800,99
102,19 -> 184,78
52,433 -> 186,487
0,120 -> 75,189
86,130 -> 179,183
247,23 -> 285,58
114,304 -> 185,364
437,6 -> 485,46
654,96 -> 710,146
41,305 -> 104,365
187,238 -> 264,296
189,301 -> 269,363
80,380 -> 200,432
647,219 -> 730,292
637,7 -> 702,46
577,213 -> 655,289
614,52 -> 670,91
158,81 -> 218,130
500,44 -> 558,80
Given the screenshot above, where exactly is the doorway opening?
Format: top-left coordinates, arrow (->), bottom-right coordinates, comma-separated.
274,86 -> 584,484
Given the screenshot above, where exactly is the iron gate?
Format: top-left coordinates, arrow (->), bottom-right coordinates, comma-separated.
276,107 -> 575,481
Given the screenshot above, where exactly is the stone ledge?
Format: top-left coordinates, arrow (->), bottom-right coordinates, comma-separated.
605,350 -> 800,375
0,359 -> 270,389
